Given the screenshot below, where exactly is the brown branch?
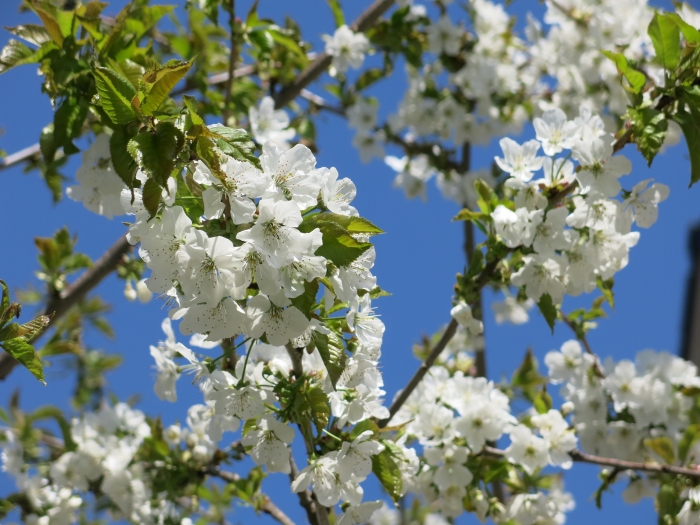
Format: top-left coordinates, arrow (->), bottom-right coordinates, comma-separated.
0,234 -> 132,380
484,446 -> 700,478
289,456 -> 320,525
222,0 -> 238,125
273,0 -> 397,108
379,318 -> 459,428
208,468 -> 297,525
284,343 -> 331,525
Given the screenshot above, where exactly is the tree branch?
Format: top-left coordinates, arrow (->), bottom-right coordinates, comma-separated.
289,455 -> 320,525
484,446 -> 700,478
222,0 -> 237,124
208,467 -> 297,525
0,234 -> 132,380
284,344 -> 331,525
379,318 -> 459,428
273,0 -> 397,108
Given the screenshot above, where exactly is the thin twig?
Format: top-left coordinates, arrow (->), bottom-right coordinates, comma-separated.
284,343 -> 331,525
208,467 -> 297,525
289,456 -> 320,525
0,235 -> 132,380
222,0 -> 237,125
273,0 -> 397,108
379,318 -> 459,428
484,446 -> 700,478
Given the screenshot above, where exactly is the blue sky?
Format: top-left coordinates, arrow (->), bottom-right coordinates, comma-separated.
0,0 -> 693,523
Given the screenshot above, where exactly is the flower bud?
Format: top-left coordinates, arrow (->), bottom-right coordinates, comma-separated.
136,279 -> 152,303
124,281 -> 137,301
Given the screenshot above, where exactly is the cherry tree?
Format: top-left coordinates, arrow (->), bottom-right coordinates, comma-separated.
1,0 -> 700,524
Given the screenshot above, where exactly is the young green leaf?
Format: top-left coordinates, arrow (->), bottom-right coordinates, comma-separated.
596,276 -> 615,307
1,337 -> 45,385
207,124 -> 261,170
313,332 -> 347,388
93,66 -> 138,125
127,122 -> 184,187
182,94 -> 204,126
141,178 -> 162,219
326,0 -> 345,28
140,57 -> 195,115
537,293 -> 557,333
673,94 -> 700,186
627,107 -> 668,166
0,39 -> 34,74
600,50 -> 646,94
5,24 -> 51,47
301,212 -> 383,235
648,13 -> 681,71
643,436 -> 676,464
30,1 -> 65,46
290,280 -> 319,320
666,12 -> 700,46
299,219 -> 372,266
371,446 -> 403,503
110,126 -> 138,187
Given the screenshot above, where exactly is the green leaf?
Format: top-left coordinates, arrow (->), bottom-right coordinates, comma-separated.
474,178 -> 498,213
28,405 -> 76,451
355,68 -> 384,92
300,219 -> 372,267
648,13 -> 681,71
596,277 -> 615,308
183,94 -> 204,126
53,96 -> 88,155
30,1 -> 65,46
666,13 -> 700,46
110,126 -> 138,187
673,95 -> 700,186
5,24 -> 51,46
0,39 -> 36,74
207,124 -> 261,170
372,446 -> 403,503
0,280 -> 9,318
194,135 -> 225,182
678,424 -> 699,463
40,124 -> 57,164
127,122 -> 184,187
1,337 -> 45,385
453,208 -> 484,222
511,347 -> 546,400
268,28 -> 308,63
628,107 -> 668,166
537,293 -> 557,333
533,385 -> 553,414
326,0 -> 345,28
302,212 -> 383,235
657,484 -> 683,523
16,315 -> 51,343
140,57 -> 195,115
644,436 -> 676,464
349,419 -> 379,440
93,66 -> 138,125
141,178 -> 162,219
600,50 -> 646,94
313,332 -> 347,388
290,280 -> 319,319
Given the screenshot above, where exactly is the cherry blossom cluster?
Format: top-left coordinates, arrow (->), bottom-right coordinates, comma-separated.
493,107 -> 668,306
546,340 -> 700,505
373,0 -> 690,202
62,118 -> 400,523
0,404 -> 181,525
